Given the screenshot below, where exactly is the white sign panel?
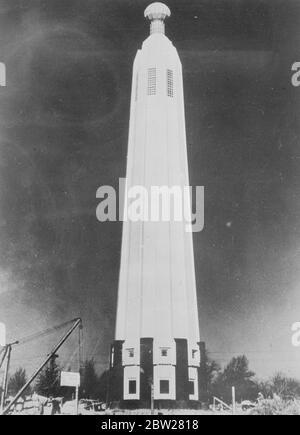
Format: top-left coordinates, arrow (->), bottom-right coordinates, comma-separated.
0,322 -> 6,347
60,371 -> 80,387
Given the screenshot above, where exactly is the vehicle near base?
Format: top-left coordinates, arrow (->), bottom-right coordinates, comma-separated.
241,400 -> 256,411
61,399 -> 106,415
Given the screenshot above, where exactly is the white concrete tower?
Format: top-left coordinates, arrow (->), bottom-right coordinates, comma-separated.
110,3 -> 201,407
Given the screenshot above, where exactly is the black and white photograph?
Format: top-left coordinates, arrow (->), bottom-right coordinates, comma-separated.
0,0 -> 300,418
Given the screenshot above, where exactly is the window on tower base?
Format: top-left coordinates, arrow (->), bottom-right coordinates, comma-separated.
160,347 -> 169,357
127,348 -> 135,358
192,349 -> 198,359
128,379 -> 137,395
188,380 -> 195,396
160,380 -> 170,394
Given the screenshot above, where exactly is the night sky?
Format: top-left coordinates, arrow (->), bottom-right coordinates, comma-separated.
0,0 -> 300,380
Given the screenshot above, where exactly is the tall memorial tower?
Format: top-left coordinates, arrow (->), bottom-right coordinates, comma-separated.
109,3 -> 202,408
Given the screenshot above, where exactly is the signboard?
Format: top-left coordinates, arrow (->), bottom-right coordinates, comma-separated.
0,322 -> 6,347
60,371 -> 80,387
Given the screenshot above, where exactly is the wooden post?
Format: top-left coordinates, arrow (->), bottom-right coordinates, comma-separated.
0,347 -> 8,412
0,345 -> 11,412
232,386 -> 236,415
150,381 -> 154,415
75,386 -> 79,415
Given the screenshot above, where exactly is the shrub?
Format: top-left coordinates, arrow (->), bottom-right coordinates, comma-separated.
250,399 -> 300,415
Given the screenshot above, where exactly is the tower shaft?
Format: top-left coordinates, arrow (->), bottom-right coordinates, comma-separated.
110,3 -> 201,407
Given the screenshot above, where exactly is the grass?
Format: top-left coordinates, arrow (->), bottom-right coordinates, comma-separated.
249,399 -> 300,415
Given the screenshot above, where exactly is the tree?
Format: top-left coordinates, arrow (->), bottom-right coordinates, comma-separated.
206,355 -> 221,389
212,355 -> 257,403
255,379 -> 273,399
80,359 -> 100,399
35,356 -> 61,397
97,370 -> 109,402
200,349 -> 220,400
8,368 -> 29,398
270,373 -> 300,399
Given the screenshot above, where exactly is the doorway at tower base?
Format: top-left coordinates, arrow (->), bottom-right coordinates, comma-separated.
108,338 -> 207,409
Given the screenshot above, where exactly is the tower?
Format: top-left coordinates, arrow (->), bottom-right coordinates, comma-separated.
109,3 -> 201,408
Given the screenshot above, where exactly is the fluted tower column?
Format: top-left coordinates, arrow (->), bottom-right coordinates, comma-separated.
110,3 -> 201,408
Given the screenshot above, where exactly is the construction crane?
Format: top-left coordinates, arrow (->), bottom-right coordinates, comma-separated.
0,317 -> 82,411
0,317 -> 82,415
0,340 -> 19,411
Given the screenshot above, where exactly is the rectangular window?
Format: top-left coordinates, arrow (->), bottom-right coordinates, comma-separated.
188,380 -> 195,395
160,380 -> 170,394
127,348 -> 134,358
167,69 -> 174,97
148,68 -> 156,95
128,379 -> 137,395
192,349 -> 198,359
160,347 -> 169,357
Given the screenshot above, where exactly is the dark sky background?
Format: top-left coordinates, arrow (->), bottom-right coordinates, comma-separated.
0,0 -> 300,380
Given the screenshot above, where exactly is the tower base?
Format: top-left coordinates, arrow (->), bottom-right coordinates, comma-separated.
107,339 -> 207,408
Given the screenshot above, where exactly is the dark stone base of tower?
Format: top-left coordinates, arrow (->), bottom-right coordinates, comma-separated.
107,339 -> 208,410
